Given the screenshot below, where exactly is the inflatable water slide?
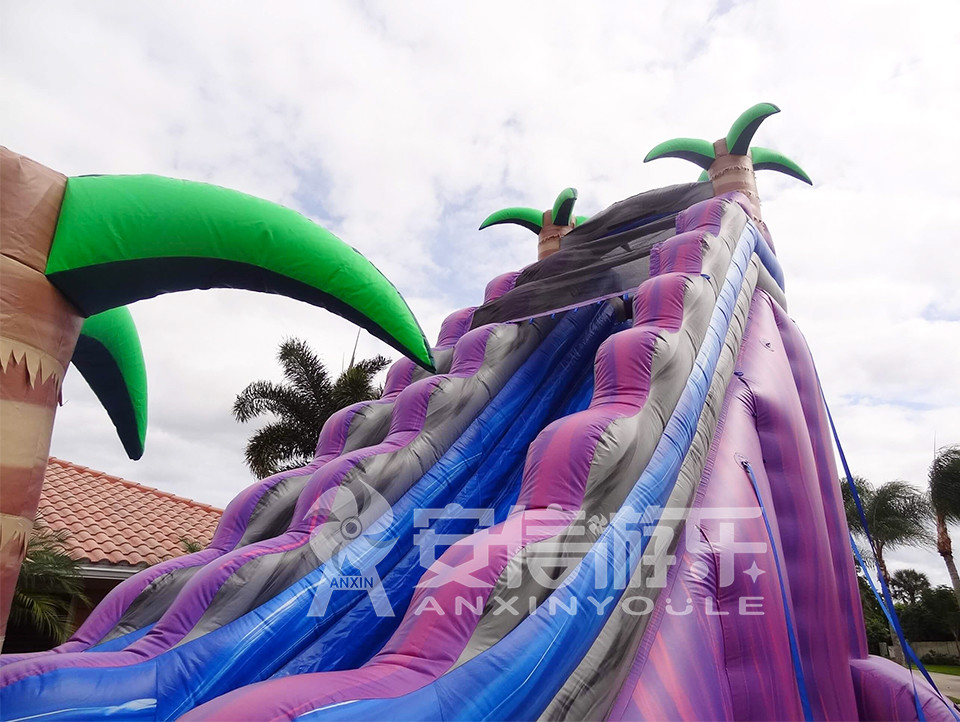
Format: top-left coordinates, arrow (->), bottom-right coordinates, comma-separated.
1,105 -> 954,720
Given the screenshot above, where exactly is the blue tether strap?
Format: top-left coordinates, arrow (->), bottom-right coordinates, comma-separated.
823,393 -> 960,721
740,458 -> 814,721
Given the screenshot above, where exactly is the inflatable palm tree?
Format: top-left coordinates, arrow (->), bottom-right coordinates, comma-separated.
644,102 -> 812,227
0,147 -> 433,644
479,187 -> 588,259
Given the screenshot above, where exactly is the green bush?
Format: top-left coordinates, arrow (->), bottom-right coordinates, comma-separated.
920,650 -> 960,666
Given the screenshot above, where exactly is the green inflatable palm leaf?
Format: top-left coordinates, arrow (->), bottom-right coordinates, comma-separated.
643,138 -> 715,169
551,188 -> 578,227
479,207 -> 544,234
726,102 -> 780,156
46,175 -> 434,371
71,308 -> 148,460
751,147 -> 812,185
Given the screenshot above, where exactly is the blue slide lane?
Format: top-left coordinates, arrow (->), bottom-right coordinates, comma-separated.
274,338 -> 608,677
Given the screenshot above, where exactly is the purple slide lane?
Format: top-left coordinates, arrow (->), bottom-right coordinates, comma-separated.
771,298 -> 868,660
610,291 -> 952,720
610,292 -> 824,719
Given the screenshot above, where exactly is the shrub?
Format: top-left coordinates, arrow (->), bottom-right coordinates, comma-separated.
920,650 -> 960,666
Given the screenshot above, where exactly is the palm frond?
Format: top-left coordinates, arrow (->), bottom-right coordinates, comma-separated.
18,526 -> 85,596
841,475 -> 873,536
869,480 -> 933,549
232,380 -> 313,426
643,138 -> 715,169
10,591 -> 74,643
479,207 -> 544,234
348,355 -> 390,378
726,102 -> 780,155
842,476 -> 932,550
551,187 -> 578,226
331,356 -> 390,411
751,147 -> 813,185
10,517 -> 89,643
930,445 -> 960,523
277,338 -> 332,412
244,420 -> 313,479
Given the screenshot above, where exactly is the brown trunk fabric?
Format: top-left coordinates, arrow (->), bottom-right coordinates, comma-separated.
0,148 -> 74,648
0,147 -> 67,273
537,210 -> 574,260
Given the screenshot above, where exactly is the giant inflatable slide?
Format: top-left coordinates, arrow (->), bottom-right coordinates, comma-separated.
1,105 -> 955,720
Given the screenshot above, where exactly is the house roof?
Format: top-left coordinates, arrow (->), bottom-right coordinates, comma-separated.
38,457 -> 223,568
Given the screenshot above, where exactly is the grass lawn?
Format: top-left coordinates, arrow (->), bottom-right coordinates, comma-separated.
925,665 -> 960,676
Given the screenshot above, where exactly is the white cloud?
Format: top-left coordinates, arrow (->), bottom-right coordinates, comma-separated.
3,1 -> 959,578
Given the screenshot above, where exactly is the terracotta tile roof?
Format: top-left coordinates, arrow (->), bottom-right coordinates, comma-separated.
37,457 -> 222,568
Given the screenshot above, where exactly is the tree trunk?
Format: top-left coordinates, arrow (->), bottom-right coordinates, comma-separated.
706,142 -> 774,246
536,209 -> 575,260
0,148 -> 80,649
877,554 -> 906,665
936,514 -> 960,611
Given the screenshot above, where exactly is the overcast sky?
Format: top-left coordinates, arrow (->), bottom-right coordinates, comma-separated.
2,1 -> 958,582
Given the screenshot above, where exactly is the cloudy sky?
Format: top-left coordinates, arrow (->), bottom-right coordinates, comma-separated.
2,1 -> 958,581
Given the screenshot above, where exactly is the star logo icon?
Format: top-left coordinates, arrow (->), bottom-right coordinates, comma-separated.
744,561 -> 765,583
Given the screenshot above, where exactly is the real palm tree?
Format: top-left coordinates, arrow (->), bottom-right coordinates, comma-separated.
9,517 -> 88,646
234,338 -> 389,479
842,476 -> 933,663
928,445 -> 960,607
889,569 -> 931,607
